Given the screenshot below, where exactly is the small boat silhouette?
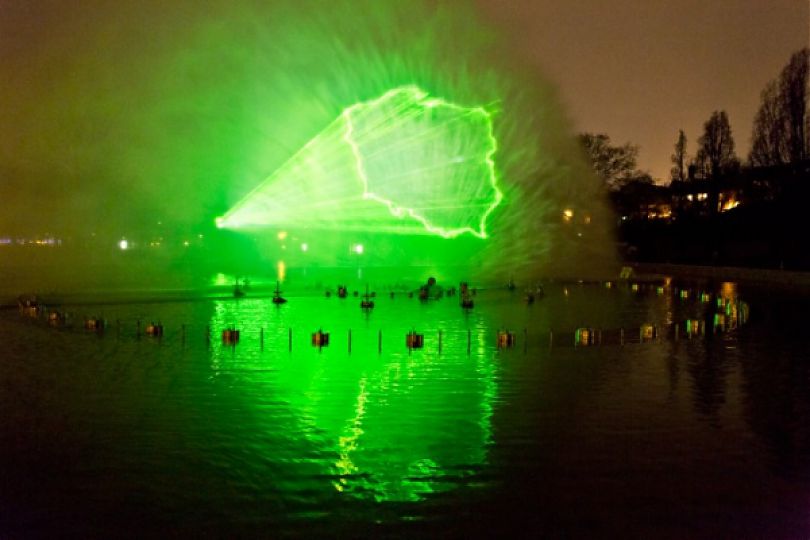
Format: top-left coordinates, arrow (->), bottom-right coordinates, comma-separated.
272,281 -> 287,304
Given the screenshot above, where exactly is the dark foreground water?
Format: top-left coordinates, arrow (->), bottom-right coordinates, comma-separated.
1,282 -> 809,538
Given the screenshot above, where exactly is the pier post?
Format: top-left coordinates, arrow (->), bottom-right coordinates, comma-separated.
467,329 -> 471,355
438,330 -> 442,354
260,327 -> 264,351
348,329 -> 352,354
378,330 -> 382,354
289,328 -> 292,352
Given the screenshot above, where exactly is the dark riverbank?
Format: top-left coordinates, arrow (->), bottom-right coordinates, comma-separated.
631,261 -> 810,289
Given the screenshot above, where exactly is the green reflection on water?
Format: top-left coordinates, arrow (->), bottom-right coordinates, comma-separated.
208,298 -> 496,502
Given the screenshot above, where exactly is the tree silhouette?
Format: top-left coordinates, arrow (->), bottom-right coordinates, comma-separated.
578,133 -> 646,190
696,111 -> 738,179
750,48 -> 808,166
670,129 -> 688,182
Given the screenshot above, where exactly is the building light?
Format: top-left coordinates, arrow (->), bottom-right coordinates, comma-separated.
119,239 -> 129,250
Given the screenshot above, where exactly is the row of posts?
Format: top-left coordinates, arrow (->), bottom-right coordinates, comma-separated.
44,318 -> 720,352
20,304 -> 726,351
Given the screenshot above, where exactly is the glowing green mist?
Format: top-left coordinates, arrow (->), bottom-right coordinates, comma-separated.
218,86 -> 502,239
2,0 -> 617,279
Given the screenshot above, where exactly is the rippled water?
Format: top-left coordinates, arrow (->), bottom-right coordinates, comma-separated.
2,282 -> 809,537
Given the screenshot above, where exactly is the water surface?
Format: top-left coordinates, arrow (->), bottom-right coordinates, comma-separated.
1,283 -> 809,537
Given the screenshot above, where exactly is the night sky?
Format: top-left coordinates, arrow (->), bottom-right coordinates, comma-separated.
480,0 -> 809,179
1,0 -> 808,235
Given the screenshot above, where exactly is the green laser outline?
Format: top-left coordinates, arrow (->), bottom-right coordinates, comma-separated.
342,85 -> 502,239
217,85 -> 503,238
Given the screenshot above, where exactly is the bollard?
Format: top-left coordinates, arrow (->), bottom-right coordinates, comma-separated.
312,330 -> 329,349
640,324 -> 656,343
497,330 -> 516,349
575,328 -> 596,347
406,332 -> 424,351
222,328 -> 239,345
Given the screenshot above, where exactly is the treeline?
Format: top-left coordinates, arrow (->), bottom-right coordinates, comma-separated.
579,47 -> 809,188
578,48 -> 810,270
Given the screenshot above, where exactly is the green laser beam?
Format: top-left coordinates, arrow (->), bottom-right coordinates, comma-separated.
218,86 -> 502,239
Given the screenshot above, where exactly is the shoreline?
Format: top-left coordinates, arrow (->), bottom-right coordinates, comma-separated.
630,262 -> 810,289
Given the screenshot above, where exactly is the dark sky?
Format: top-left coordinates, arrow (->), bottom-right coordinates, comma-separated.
479,0 -> 809,180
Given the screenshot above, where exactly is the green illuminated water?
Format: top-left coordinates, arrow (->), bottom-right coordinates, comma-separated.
2,283 -> 809,536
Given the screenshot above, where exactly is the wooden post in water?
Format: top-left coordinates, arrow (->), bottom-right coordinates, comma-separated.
438,330 -> 442,354
288,328 -> 292,352
378,330 -> 382,354
348,329 -> 352,354
467,329 -> 471,355
260,327 -> 264,351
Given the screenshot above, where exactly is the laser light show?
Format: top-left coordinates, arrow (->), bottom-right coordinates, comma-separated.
218,86 -> 502,240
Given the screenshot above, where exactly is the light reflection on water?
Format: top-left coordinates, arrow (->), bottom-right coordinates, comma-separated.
207,296 -> 497,503
1,283 -> 809,537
